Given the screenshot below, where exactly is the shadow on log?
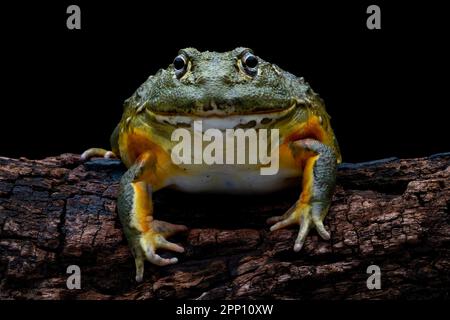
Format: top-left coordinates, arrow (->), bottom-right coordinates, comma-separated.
0,153 -> 449,299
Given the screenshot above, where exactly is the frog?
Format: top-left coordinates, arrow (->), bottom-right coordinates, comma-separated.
81,48 -> 342,282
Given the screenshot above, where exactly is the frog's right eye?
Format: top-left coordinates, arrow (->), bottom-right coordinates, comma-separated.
173,54 -> 188,78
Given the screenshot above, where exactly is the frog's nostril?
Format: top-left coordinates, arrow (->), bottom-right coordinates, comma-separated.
194,75 -> 205,85
223,75 -> 234,84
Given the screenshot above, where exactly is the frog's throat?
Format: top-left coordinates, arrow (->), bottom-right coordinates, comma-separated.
144,103 -> 297,131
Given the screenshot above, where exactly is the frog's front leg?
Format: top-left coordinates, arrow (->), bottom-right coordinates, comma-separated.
81,125 -> 120,160
117,151 -> 187,282
267,138 -> 337,251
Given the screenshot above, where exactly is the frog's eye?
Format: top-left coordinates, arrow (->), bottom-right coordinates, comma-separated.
173,54 -> 188,78
241,51 -> 258,76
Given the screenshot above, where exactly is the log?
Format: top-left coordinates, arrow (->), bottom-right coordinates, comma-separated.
0,152 -> 449,300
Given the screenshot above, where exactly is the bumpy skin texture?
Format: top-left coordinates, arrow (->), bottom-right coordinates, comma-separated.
82,48 -> 341,282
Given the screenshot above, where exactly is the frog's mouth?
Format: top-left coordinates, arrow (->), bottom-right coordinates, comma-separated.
146,103 -> 297,130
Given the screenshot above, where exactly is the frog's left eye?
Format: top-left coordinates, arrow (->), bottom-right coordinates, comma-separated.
241,51 -> 258,76
173,54 -> 188,78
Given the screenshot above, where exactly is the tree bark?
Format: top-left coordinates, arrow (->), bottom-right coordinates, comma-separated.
0,152 -> 449,300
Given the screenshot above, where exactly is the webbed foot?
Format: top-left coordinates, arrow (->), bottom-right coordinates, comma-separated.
134,220 -> 187,282
267,201 -> 330,251
267,138 -> 337,252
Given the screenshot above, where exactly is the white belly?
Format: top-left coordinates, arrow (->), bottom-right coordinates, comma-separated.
152,110 -> 302,193
165,165 -> 301,194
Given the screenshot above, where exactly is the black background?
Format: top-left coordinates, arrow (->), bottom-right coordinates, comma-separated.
1,1 -> 448,162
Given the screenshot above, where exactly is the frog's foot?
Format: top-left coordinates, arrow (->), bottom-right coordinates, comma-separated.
267,201 -> 330,251
134,220 -> 188,282
118,154 -> 189,282
267,138 -> 337,252
80,147 -> 116,161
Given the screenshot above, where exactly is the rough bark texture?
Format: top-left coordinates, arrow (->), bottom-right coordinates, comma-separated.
0,153 -> 449,300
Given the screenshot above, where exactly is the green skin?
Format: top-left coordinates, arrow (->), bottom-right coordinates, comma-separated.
126,47 -> 309,114
82,48 -> 341,282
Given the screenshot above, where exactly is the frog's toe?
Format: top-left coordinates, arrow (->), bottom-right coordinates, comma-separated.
268,202 -> 331,252
154,235 -> 185,253
311,217 -> 330,241
139,232 -> 182,267
310,201 -> 331,240
267,204 -> 297,230
80,148 -> 117,161
293,205 -> 330,251
145,249 -> 179,267
134,256 -> 145,282
152,220 -> 188,238
104,151 -> 116,159
294,208 -> 312,252
133,238 -> 183,280
266,205 -> 295,226
137,221 -> 187,269
269,215 -> 297,231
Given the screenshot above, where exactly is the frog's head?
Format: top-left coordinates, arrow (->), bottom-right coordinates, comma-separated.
126,48 -> 318,127
125,48 -> 325,133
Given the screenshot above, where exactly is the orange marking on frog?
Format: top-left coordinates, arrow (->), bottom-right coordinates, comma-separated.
131,181 -> 153,233
299,155 -> 319,203
120,129 -> 179,189
279,116 -> 327,170
284,116 -> 326,145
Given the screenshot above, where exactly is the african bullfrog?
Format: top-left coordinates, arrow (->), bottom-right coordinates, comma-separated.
82,48 -> 341,282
